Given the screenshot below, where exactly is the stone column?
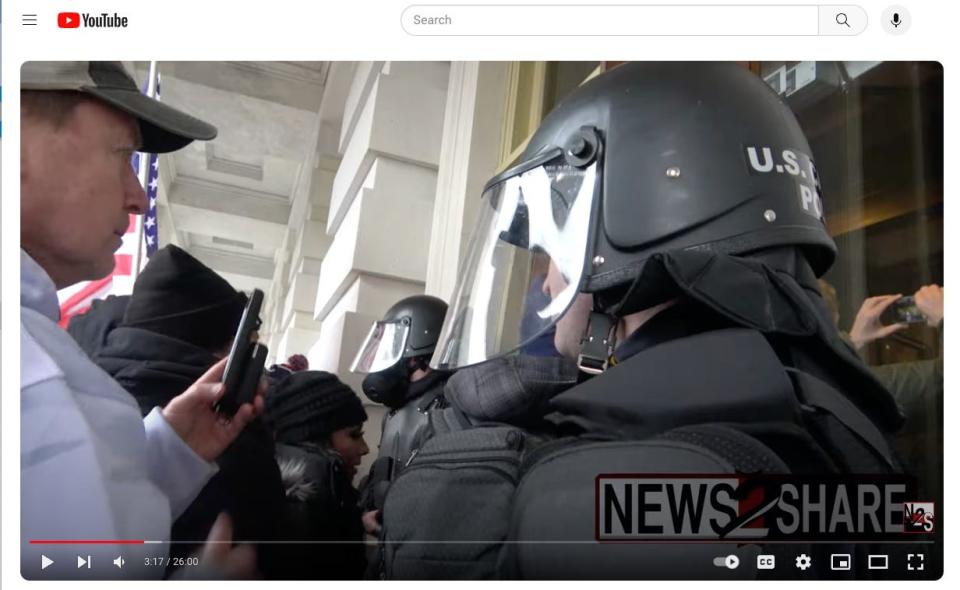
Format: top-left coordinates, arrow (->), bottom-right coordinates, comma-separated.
424,62 -> 510,301
304,62 -> 450,479
308,62 -> 451,396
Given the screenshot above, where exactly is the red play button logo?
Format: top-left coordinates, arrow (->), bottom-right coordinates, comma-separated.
58,12 -> 81,28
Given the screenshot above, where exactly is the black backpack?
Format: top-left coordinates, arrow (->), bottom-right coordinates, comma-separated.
379,328 -> 904,579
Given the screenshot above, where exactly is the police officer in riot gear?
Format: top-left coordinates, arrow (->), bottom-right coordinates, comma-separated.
351,295 -> 450,524
382,62 -> 912,580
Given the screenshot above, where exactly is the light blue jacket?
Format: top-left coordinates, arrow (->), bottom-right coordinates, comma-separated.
20,250 -> 217,579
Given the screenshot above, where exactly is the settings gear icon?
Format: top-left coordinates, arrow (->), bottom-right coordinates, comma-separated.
795,554 -> 813,570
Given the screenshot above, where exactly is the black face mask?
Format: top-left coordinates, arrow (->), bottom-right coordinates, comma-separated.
361,361 -> 410,409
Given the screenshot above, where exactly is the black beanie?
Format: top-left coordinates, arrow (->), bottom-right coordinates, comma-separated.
265,371 -> 368,444
121,245 -> 248,350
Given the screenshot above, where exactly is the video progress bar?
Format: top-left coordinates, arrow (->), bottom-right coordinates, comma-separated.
29,539 -> 165,545
29,539 -> 938,545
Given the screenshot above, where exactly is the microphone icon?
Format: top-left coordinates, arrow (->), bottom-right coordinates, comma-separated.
892,13 -> 901,27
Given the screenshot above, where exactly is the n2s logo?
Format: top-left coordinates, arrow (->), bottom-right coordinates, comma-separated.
904,502 -> 935,533
745,146 -> 823,219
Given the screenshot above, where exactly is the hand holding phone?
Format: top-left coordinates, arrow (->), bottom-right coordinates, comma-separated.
849,293 -> 909,351
216,289 -> 269,416
162,357 -> 265,461
912,285 -> 944,327
881,295 -> 927,326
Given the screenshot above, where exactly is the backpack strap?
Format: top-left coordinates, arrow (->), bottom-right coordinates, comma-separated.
398,406 -> 475,469
550,328 -> 803,439
428,405 -> 473,436
786,368 -> 898,472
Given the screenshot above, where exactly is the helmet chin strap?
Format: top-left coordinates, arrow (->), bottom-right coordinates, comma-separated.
576,310 -> 617,375
576,255 -> 672,374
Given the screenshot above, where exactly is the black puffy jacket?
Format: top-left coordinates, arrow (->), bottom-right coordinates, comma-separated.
273,442 -> 367,579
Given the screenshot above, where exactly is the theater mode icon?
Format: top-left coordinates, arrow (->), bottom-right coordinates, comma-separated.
868,554 -> 889,570
58,12 -> 81,28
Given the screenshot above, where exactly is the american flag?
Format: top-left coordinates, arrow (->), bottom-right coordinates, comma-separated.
143,152 -> 160,257
142,74 -> 161,258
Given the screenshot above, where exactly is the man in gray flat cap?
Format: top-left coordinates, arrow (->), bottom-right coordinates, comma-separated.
20,62 -> 261,579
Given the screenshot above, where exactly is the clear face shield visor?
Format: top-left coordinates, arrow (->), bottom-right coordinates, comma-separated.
350,319 -> 412,373
431,153 -> 598,370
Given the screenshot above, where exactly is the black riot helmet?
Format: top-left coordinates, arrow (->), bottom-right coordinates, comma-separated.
431,62 -> 837,371
350,295 -> 449,374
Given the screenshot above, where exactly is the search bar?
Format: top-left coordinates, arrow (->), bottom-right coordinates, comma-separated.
402,5 -> 867,36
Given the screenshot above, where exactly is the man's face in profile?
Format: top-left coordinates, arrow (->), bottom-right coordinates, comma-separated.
542,258 -> 593,359
21,97 -> 148,288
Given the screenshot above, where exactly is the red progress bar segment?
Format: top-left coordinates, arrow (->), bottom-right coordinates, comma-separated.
30,540 -> 145,545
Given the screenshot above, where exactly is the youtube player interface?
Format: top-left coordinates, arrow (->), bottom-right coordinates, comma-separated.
1,1 -> 951,586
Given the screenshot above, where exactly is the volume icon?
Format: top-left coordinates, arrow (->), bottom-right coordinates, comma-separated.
114,556 -> 125,568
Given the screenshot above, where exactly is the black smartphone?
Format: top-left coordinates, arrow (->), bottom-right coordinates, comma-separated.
882,295 -> 927,325
216,288 -> 268,416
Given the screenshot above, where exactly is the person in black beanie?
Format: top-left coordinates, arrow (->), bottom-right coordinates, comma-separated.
264,370 -> 370,580
66,294 -> 131,358
120,244 -> 249,355
70,244 -> 286,578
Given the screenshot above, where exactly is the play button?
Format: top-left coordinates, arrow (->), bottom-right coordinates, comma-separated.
41,555 -> 54,570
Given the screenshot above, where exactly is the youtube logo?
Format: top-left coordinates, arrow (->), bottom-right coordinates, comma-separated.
56,11 -> 130,28
58,12 -> 80,28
